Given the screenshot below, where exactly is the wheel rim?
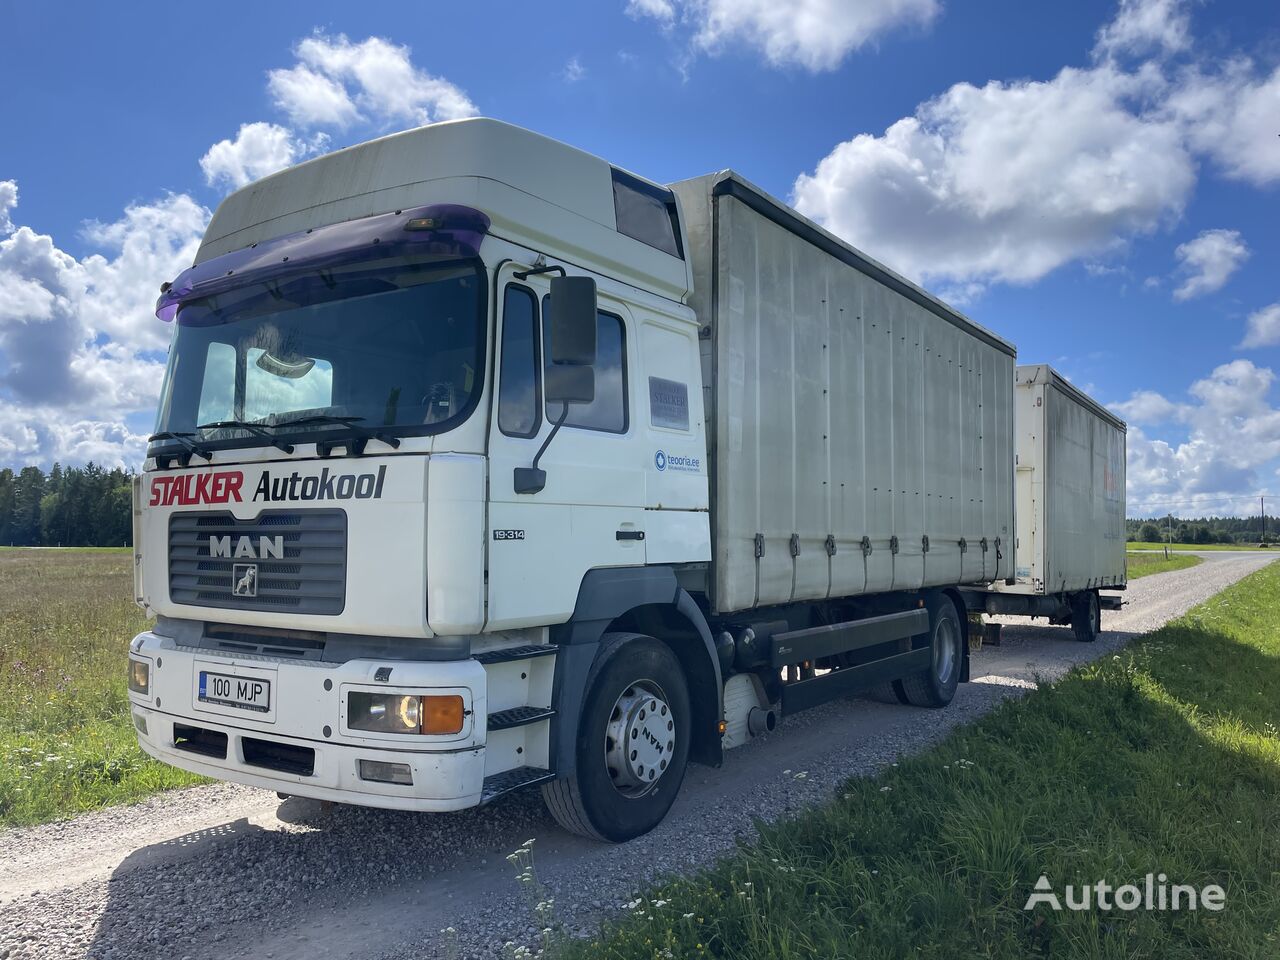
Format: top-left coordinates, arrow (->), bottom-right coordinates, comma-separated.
604,680 -> 675,798
934,616 -> 958,685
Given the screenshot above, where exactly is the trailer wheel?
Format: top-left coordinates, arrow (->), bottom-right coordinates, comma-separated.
899,595 -> 963,708
542,633 -> 690,843
1071,591 -> 1101,643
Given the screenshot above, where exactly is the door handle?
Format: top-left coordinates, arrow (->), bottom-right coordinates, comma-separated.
616,530 -> 646,541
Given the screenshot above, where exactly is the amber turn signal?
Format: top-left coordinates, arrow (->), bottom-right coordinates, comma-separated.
421,694 -> 465,735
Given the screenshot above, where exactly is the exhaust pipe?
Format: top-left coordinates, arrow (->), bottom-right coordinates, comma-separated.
747,706 -> 777,737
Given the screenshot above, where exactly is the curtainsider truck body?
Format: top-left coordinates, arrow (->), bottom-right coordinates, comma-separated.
128,118 -> 1027,842
672,172 -> 1016,615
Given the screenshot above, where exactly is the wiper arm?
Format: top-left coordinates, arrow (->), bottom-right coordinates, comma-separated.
147,431 -> 213,463
197,420 -> 295,454
270,414 -> 366,428
271,415 -> 402,456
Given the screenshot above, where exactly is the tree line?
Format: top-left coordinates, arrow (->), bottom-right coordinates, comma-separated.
1126,515 -> 1277,545
0,464 -> 134,547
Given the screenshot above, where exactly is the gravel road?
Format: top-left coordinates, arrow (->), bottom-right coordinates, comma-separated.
1,551 -> 1273,960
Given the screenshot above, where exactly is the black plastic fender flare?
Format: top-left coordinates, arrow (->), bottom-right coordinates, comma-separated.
548,566 -> 723,779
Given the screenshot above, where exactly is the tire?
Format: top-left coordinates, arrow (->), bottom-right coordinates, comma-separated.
1071,590 -> 1101,643
899,594 -> 963,708
542,633 -> 691,843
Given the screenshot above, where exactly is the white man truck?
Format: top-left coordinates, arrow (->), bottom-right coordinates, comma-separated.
128,118 -> 1119,842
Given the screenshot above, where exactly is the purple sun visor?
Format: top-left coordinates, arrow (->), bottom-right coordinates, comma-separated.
155,204 -> 491,322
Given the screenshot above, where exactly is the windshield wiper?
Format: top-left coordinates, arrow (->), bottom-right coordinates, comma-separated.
197,420 -> 295,454
147,431 -> 213,463
273,415 -> 402,456
271,414 -> 367,428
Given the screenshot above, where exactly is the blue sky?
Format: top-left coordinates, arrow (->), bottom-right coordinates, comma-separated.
0,0 -> 1277,516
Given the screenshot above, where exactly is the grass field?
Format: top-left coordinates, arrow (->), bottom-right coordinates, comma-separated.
1126,551 -> 1202,579
0,549 -> 203,828
0,545 -> 132,553
1125,541 -> 1266,552
560,561 -> 1280,960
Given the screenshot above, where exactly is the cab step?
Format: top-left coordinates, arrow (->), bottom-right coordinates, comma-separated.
488,705 -> 555,731
481,766 -> 555,803
473,644 -> 557,665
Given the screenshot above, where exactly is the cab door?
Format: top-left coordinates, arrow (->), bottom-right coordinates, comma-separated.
486,263 -> 646,631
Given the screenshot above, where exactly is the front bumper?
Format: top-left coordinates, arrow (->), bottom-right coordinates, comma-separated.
128,630 -> 488,811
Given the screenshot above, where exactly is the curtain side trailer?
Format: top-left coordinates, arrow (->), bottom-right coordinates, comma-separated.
962,364 -> 1128,643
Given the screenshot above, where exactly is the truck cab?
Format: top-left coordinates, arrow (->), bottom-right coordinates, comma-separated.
129,119 -> 715,839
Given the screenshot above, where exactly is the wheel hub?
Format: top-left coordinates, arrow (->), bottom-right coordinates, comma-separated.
604,681 -> 675,797
934,617 -> 958,685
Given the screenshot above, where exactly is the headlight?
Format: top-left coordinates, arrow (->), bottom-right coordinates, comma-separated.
128,658 -> 150,695
347,692 -> 464,735
349,692 -> 420,732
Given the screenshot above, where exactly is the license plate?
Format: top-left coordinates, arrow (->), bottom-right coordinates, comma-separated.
198,671 -> 271,713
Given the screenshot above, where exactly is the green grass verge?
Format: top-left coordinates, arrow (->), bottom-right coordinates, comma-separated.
0,545 -> 132,553
1125,542 -> 1265,552
558,560 -> 1280,959
0,549 -> 204,828
1126,552 -> 1203,579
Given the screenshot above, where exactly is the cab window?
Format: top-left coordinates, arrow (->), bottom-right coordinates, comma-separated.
543,299 -> 628,434
498,284 -> 541,438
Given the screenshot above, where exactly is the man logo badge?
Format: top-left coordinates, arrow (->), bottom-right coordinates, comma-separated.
232,563 -> 258,598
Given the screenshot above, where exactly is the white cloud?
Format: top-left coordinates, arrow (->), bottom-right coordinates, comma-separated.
0,403 -> 148,470
1113,389 -> 1180,423
78,193 -> 207,352
205,32 -> 476,194
791,0 -> 1280,294
199,122 -> 313,190
0,181 -> 16,235
279,32 -> 478,128
0,185 -> 208,469
629,0 -> 940,71
1093,0 -> 1191,60
1171,228 -> 1249,301
627,0 -> 675,21
793,63 -> 1193,289
1240,303 -> 1280,350
1120,360 -> 1280,514
563,57 -> 586,83
1166,60 -> 1280,186
268,64 -> 360,128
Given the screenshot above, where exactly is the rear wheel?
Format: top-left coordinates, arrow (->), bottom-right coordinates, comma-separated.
1071,590 -> 1101,643
542,634 -> 690,842
899,595 -> 963,708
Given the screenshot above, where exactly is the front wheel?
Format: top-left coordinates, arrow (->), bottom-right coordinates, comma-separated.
542,633 -> 690,842
899,594 -> 963,708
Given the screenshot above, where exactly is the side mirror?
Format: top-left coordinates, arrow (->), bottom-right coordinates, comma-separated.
545,364 -> 595,405
514,275 -> 598,495
547,275 -> 597,365
546,276 -> 598,401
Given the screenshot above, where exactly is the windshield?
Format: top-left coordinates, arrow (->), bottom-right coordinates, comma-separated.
150,258 -> 486,455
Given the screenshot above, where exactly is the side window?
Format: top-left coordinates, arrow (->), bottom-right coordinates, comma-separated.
611,168 -> 684,259
543,298 -> 628,434
498,285 -> 541,438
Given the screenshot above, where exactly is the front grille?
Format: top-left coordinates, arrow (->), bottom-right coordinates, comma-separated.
168,510 -> 347,615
